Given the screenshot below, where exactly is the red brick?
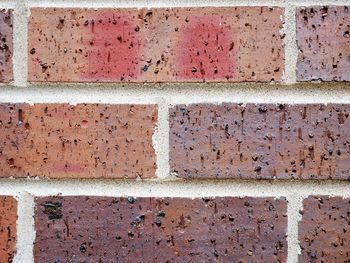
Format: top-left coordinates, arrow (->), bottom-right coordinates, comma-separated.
0,9 -> 13,83
28,7 -> 284,83
296,6 -> 350,81
0,196 -> 17,262
299,196 -> 350,262
34,196 -> 287,262
0,103 -> 157,178
170,103 -> 350,179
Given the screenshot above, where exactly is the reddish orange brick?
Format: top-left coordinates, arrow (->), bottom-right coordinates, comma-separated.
34,196 -> 287,262
299,196 -> 350,262
28,7 -> 284,83
170,103 -> 350,179
0,103 -> 157,178
0,9 -> 13,82
297,6 -> 350,81
0,196 -> 17,262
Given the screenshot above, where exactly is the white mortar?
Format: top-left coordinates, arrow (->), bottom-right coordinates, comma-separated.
13,192 -> 35,263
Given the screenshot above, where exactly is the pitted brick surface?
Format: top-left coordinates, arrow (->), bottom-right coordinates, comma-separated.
144,7 -> 285,83
170,103 -> 350,179
297,6 -> 350,81
34,196 -> 287,262
0,103 -> 157,178
28,7 -> 284,83
28,8 -> 142,82
0,196 -> 17,262
299,196 -> 350,262
0,9 -> 13,83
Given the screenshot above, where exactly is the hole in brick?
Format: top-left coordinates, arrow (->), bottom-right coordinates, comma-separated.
7,158 -> 14,167
43,202 -> 63,220
18,109 -> 23,125
81,120 -> 88,128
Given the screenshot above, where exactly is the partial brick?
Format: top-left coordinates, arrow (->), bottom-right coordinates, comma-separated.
28,7 -> 284,83
0,196 -> 17,262
170,103 -> 350,179
34,196 -> 287,262
297,6 -> 350,81
0,103 -> 157,178
299,196 -> 350,262
0,9 -> 13,83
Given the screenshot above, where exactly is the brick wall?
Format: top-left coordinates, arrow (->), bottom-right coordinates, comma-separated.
0,1 -> 349,263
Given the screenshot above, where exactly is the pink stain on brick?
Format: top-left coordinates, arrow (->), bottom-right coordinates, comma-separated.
28,7 -> 284,82
52,163 -> 86,173
80,11 -> 141,81
175,15 -> 236,81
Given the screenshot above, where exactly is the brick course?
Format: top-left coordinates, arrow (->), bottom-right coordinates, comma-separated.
34,196 -> 288,262
28,7 -> 284,83
170,103 -> 350,179
0,103 -> 157,178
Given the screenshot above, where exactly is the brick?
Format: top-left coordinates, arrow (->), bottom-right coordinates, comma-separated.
0,196 -> 17,262
170,103 -> 350,179
28,7 -> 284,83
0,9 -> 13,83
34,196 -> 287,262
0,103 -> 157,178
299,196 -> 350,262
296,6 -> 350,81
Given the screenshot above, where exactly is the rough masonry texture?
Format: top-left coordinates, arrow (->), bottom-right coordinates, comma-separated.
0,9 -> 13,83
0,103 -> 157,178
28,7 -> 284,83
170,103 -> 350,179
0,196 -> 17,262
299,196 -> 350,262
297,6 -> 350,81
34,196 -> 287,262
1,2 -> 350,262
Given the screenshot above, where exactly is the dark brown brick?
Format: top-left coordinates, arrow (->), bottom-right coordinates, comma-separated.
170,103 -> 350,179
299,196 -> 350,262
296,6 -> 350,81
34,196 -> 288,262
0,9 -> 13,82
0,196 -> 17,262
0,103 -> 157,179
